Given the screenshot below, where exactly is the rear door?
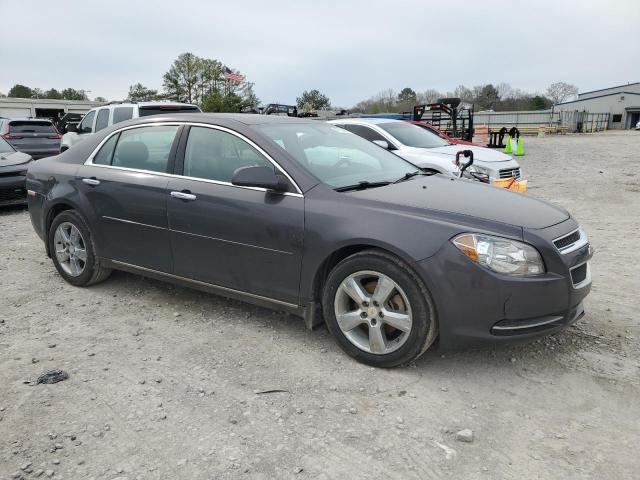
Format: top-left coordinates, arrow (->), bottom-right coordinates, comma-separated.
166,125 -> 304,304
75,124 -> 182,272
5,120 -> 61,158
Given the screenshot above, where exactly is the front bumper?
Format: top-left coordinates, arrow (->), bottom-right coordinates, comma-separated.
416,222 -> 592,350
0,174 -> 27,206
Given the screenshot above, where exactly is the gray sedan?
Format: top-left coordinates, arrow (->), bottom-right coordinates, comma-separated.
26,114 -> 592,367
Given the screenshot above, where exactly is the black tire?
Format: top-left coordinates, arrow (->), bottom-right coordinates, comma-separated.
322,249 -> 438,368
48,209 -> 112,287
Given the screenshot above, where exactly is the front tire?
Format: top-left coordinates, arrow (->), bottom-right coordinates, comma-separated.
48,209 -> 111,287
322,250 -> 437,367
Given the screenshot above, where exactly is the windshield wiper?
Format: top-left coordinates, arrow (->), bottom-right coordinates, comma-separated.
393,170 -> 431,184
334,181 -> 391,192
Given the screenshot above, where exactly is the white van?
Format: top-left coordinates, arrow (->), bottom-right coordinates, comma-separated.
61,101 -> 201,152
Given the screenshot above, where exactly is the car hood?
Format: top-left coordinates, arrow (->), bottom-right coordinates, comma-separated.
417,144 -> 513,163
347,175 -> 569,229
0,150 -> 32,167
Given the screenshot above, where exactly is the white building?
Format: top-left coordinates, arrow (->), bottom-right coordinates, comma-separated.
0,97 -> 104,120
553,82 -> 640,129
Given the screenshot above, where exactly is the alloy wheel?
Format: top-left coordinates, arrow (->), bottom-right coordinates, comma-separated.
53,222 -> 87,277
333,270 -> 413,355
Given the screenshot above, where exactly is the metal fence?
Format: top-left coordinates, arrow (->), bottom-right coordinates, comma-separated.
472,110 -> 610,133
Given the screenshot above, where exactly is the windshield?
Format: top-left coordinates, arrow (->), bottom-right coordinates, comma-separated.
0,136 -> 15,154
378,122 -> 450,148
257,123 -> 417,189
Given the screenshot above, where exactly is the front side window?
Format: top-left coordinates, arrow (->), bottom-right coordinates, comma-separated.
257,123 -> 416,188
113,107 -> 134,124
0,136 -> 16,153
95,109 -> 110,132
111,125 -> 179,172
78,111 -> 96,134
378,122 -> 450,148
183,127 -> 272,182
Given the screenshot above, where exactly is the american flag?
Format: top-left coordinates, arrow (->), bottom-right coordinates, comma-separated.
223,66 -> 245,83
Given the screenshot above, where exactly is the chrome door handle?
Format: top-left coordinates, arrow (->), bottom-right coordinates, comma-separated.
82,178 -> 100,186
170,191 -> 197,201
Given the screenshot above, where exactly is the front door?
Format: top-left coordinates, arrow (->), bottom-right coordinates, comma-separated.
166,125 -> 304,304
76,124 -> 182,272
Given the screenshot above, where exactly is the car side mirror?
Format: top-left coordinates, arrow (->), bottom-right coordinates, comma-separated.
372,139 -> 390,149
66,123 -> 77,133
232,165 -> 289,193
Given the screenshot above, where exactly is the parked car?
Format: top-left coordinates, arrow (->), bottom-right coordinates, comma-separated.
26,114 -> 592,367
329,118 -> 525,187
60,101 -> 201,152
0,135 -> 32,206
0,118 -> 61,159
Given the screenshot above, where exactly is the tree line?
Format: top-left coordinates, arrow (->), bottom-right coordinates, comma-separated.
0,84 -> 102,102
352,82 -> 578,114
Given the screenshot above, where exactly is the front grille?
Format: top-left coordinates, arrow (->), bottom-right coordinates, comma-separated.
499,167 -> 521,179
554,230 -> 581,250
0,187 -> 26,202
571,263 -> 588,286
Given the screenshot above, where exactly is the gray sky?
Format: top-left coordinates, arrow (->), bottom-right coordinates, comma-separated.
1,0 -> 638,106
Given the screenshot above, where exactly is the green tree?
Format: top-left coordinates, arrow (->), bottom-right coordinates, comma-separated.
397,87 -> 417,106
296,89 -> 330,111
8,84 -> 33,98
60,88 -> 88,100
127,83 -> 158,102
163,52 -> 202,103
44,88 -> 63,99
94,96 -> 107,103
201,91 -> 243,113
474,84 -> 500,110
528,95 -> 548,110
31,88 -> 44,99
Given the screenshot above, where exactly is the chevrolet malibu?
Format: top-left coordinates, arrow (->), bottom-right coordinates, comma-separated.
26,114 -> 592,367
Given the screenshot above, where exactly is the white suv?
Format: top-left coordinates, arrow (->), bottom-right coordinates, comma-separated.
60,101 -> 201,152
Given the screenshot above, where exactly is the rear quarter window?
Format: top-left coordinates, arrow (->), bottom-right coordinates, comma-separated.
113,107 -> 134,124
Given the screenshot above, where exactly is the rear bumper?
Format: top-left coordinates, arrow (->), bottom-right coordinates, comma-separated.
0,175 -> 27,206
416,230 -> 592,350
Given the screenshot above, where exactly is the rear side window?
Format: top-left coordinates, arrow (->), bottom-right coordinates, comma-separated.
78,111 -> 95,134
183,126 -> 272,182
93,134 -> 119,165
95,109 -> 110,132
9,121 -> 56,133
341,124 -> 388,143
138,105 -> 200,117
111,125 -> 179,173
113,107 -> 133,124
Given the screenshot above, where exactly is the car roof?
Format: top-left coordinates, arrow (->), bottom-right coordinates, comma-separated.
328,117 -> 402,125
122,112 -> 320,126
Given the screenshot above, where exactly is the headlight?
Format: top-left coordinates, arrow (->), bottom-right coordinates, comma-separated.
467,165 -> 489,175
452,233 -> 545,275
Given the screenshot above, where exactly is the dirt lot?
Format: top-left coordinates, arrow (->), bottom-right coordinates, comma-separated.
1,131 -> 639,480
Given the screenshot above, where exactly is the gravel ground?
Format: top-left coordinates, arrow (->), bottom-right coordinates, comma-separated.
1,131 -> 639,480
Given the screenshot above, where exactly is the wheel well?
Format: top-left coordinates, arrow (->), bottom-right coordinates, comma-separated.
45,203 -> 74,255
312,245 -> 397,304
60,146 -> 68,152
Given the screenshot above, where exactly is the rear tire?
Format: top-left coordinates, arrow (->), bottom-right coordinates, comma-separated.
48,209 -> 111,287
322,250 -> 437,368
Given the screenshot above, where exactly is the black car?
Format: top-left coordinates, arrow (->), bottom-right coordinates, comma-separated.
0,118 -> 61,159
0,136 -> 32,206
26,114 -> 592,367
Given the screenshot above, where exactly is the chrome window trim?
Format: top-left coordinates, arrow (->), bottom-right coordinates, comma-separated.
553,228 -> 588,255
570,261 -> 591,289
83,122 -> 304,197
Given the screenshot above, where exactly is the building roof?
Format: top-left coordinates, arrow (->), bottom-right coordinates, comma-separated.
578,82 -> 640,97
556,91 -> 640,106
0,97 -> 105,106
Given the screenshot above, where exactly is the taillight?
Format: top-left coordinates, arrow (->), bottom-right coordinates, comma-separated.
2,133 -> 22,140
